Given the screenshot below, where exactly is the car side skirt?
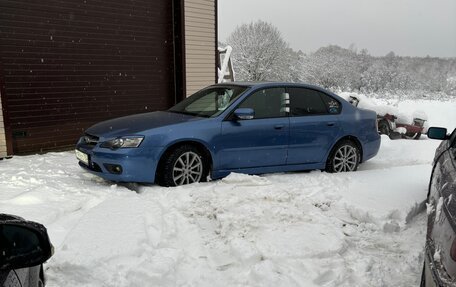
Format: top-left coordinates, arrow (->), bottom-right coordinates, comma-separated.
212,162 -> 326,179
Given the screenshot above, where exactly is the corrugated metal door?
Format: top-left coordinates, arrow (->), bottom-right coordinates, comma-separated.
0,0 -> 176,154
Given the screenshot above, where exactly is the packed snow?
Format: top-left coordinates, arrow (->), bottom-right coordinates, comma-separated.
339,92 -> 429,127
0,98 -> 455,286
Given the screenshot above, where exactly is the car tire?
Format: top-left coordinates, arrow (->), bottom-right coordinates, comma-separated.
378,120 -> 390,135
158,145 -> 208,187
325,140 -> 360,173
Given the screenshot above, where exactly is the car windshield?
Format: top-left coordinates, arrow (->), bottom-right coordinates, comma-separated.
169,86 -> 248,118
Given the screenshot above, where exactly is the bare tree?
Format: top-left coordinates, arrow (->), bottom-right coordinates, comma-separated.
227,21 -> 291,81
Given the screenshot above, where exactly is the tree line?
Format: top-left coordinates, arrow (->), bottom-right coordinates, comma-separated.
224,21 -> 456,98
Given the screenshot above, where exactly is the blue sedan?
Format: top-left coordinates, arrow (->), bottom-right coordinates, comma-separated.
75,82 -> 381,186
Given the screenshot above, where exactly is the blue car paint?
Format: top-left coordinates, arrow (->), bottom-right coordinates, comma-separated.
76,82 -> 381,183
287,114 -> 342,164
218,116 -> 290,169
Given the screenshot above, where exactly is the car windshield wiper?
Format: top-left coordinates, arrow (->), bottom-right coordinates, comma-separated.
167,110 -> 210,118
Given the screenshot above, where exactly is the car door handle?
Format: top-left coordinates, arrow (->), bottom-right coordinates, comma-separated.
274,124 -> 285,130
327,122 -> 336,127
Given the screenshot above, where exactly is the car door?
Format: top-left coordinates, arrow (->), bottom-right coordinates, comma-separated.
427,128 -> 456,280
218,87 -> 289,170
0,271 -> 21,287
287,88 -> 342,165
15,267 -> 41,287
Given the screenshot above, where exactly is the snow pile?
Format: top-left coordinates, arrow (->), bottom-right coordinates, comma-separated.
340,92 -> 404,118
339,92 -> 439,126
0,99 -> 454,286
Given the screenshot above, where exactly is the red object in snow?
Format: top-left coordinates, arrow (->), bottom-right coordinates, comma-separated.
377,113 -> 426,140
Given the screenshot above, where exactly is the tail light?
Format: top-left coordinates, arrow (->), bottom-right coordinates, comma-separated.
451,238 -> 456,261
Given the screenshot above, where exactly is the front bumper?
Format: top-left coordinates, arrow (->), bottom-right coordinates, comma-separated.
76,143 -> 163,183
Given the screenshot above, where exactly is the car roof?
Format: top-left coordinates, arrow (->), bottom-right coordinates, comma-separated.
213,81 -> 335,94
0,213 -> 24,221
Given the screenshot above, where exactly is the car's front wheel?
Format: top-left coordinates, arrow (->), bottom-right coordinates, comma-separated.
158,145 -> 208,187
326,140 -> 360,173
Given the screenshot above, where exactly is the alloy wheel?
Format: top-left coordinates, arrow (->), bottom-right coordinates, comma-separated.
172,151 -> 203,185
332,145 -> 358,172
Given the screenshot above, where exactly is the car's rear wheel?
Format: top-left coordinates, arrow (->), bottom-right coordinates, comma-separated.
326,140 -> 360,173
159,145 -> 207,187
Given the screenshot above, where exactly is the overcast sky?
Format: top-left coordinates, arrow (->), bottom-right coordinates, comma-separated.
218,0 -> 456,58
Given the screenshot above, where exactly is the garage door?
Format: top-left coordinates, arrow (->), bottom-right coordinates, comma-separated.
0,0 -> 176,154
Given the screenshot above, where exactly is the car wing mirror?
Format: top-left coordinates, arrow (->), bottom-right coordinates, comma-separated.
233,108 -> 254,120
427,127 -> 449,140
0,220 -> 53,270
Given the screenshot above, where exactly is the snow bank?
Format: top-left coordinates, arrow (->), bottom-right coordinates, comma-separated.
339,92 -> 456,128
1,99 -> 453,286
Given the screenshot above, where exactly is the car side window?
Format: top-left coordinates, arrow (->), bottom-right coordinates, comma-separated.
238,88 -> 287,119
288,88 -> 328,116
320,93 -> 341,114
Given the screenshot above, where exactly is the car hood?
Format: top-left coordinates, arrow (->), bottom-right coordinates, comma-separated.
86,111 -> 203,138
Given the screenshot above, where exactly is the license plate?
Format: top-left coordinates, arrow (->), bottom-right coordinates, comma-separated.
75,149 -> 89,166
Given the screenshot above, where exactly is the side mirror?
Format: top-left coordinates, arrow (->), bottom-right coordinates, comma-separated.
233,108 -> 254,120
427,127 -> 449,140
0,220 -> 53,270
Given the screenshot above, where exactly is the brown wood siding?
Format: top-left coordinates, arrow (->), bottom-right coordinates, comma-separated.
0,0 -> 176,154
184,0 -> 216,97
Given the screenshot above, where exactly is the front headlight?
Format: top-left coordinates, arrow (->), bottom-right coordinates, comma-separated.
100,137 -> 144,149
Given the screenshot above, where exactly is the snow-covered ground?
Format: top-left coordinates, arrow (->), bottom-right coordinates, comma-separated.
0,99 -> 455,287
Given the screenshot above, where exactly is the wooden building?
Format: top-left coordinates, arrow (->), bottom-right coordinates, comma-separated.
0,0 -> 217,156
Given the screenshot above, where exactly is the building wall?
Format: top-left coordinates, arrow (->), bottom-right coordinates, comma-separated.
0,0 -> 217,155
184,0 -> 217,97
0,0 -> 176,154
0,91 -> 6,157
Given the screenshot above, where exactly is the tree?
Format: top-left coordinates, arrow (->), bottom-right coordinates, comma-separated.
226,20 -> 456,98
302,45 -> 366,91
227,21 -> 292,81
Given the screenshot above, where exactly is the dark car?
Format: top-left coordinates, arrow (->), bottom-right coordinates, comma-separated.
76,82 -> 381,186
422,127 -> 456,286
0,214 -> 53,287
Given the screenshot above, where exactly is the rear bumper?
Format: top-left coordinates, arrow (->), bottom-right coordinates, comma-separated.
76,144 -> 163,183
362,136 -> 381,162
